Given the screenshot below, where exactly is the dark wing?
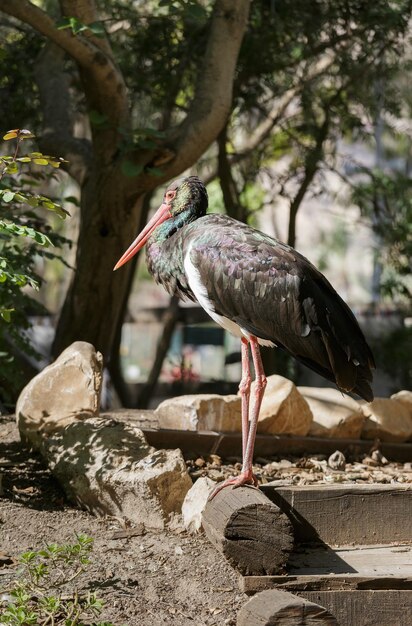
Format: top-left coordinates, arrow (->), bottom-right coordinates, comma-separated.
186,215 -> 375,402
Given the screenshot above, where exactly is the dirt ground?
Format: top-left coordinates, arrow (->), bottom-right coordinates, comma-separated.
1,415 -> 411,625
0,416 -> 244,626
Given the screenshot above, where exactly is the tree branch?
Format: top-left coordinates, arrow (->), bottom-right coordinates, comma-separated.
166,0 -> 251,176
287,112 -> 330,247
34,43 -> 92,184
217,125 -> 247,222
0,0 -> 128,125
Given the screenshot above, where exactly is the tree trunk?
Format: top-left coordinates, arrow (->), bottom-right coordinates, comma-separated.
52,166 -> 144,358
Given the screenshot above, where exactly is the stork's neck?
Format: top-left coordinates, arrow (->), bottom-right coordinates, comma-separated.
146,210 -> 197,301
148,203 -> 204,245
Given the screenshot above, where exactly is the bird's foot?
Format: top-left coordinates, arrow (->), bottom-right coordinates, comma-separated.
208,470 -> 259,501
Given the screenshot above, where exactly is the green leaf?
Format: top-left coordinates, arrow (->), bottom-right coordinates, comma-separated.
0,308 -> 14,322
32,158 -> 49,165
88,21 -> 106,37
3,129 -> 19,140
89,110 -> 108,126
2,190 -> 15,202
5,162 -> 18,174
19,129 -> 35,140
147,167 -> 163,177
121,160 -> 143,177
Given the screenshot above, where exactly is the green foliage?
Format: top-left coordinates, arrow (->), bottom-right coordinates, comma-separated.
0,30 -> 42,133
0,129 -> 69,405
352,170 -> 412,299
0,534 -> 118,626
375,325 -> 412,391
56,16 -> 106,37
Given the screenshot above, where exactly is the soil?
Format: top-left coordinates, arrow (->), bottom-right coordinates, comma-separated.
0,416 -> 244,626
1,414 -> 411,625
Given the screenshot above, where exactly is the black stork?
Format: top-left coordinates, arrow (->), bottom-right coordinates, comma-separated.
114,176 -> 375,495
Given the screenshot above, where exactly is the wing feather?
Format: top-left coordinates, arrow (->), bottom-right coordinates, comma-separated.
181,214 -> 375,401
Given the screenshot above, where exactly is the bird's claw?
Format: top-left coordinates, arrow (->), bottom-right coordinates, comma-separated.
207,471 -> 259,501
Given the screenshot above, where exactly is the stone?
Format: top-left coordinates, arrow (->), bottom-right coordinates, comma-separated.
155,394 -> 241,432
361,397 -> 412,442
328,450 -> 346,470
41,417 -> 192,530
16,342 -> 103,448
299,386 -> 365,439
391,390 -> 412,406
181,476 -> 215,533
253,375 -> 312,436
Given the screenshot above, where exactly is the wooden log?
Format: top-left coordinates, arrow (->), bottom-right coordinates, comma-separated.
202,487 -> 294,575
237,589 -> 338,625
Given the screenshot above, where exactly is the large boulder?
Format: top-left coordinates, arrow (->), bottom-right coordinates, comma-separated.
16,342 -> 103,448
299,386 -> 366,439
42,417 -> 192,529
361,396 -> 412,442
155,394 -> 241,432
255,375 -> 313,436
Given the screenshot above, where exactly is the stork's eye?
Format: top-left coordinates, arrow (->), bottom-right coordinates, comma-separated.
165,190 -> 176,202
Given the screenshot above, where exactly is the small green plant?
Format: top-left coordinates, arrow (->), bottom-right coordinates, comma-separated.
0,534 -> 117,626
0,128 -> 70,405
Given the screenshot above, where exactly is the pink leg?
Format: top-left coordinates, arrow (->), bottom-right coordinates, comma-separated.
208,336 -> 266,500
241,336 -> 267,477
239,337 -> 251,460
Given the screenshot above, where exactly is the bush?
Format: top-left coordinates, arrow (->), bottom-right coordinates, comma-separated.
0,129 -> 69,406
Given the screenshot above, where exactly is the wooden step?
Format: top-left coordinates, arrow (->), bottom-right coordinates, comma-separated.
241,544 -> 412,593
241,544 -> 412,626
261,483 -> 412,545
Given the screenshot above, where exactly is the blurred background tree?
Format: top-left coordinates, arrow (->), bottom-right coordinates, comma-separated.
0,0 -> 411,406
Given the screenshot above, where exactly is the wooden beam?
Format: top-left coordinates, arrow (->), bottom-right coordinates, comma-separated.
237,589 -> 338,625
241,574 -> 412,595
261,484 -> 412,545
201,487 -> 294,575
300,590 -> 412,626
140,428 -> 412,462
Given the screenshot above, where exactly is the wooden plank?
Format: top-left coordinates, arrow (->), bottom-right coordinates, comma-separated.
241,574 -> 412,595
299,590 -> 412,626
202,486 -> 294,576
237,589 -> 338,625
139,428 -> 412,461
287,544 -> 412,577
261,484 -> 412,545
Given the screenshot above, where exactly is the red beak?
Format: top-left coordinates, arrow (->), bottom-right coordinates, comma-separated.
113,203 -> 172,271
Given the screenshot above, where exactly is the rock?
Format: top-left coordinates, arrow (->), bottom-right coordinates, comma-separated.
16,342 -> 103,448
299,386 -> 365,439
371,449 -> 388,465
101,408 -> 158,429
181,477 -> 215,533
41,417 -> 192,530
254,375 -> 312,436
328,450 -> 346,470
391,390 -> 412,406
361,397 -> 412,442
155,394 -> 241,432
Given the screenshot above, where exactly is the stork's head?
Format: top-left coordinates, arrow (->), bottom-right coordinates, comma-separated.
114,176 -> 208,270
